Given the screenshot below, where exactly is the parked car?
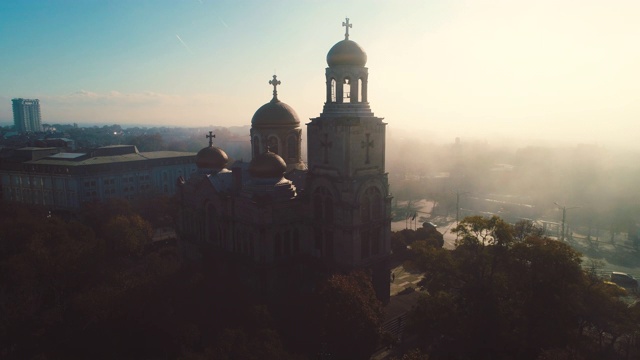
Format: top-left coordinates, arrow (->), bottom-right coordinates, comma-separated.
610,272 -> 639,288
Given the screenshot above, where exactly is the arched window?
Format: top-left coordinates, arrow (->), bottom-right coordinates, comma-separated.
324,196 -> 333,224
314,187 -> 333,223
313,187 -> 334,258
358,78 -> 363,103
361,195 -> 370,223
361,187 -> 381,221
372,228 -> 380,255
360,186 -> 383,260
267,136 -> 279,155
331,78 -> 337,102
372,190 -> 382,220
343,78 -> 351,103
287,134 -> 297,159
253,136 -> 260,159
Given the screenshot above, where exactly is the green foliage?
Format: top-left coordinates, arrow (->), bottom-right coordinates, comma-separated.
407,215 -> 639,360
318,270 -> 385,360
103,214 -> 153,257
392,223 -> 444,260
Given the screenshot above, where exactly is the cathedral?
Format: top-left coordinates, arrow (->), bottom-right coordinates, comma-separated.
176,19 -> 392,302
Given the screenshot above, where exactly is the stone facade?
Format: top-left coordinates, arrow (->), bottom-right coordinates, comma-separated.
0,145 -> 196,209
177,21 -> 392,302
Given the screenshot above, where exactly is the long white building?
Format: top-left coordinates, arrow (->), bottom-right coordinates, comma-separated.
0,145 -> 196,209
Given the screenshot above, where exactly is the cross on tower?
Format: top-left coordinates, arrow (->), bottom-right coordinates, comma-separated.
342,18 -> 352,40
206,131 -> 216,147
361,133 -> 374,164
320,133 -> 332,164
269,75 -> 281,100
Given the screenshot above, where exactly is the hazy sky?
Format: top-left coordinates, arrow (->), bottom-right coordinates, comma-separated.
1,0 -> 639,148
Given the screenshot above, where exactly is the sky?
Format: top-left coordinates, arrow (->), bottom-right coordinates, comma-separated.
1,0 -> 639,148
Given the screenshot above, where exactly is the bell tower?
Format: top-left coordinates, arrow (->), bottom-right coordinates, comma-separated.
307,19 -> 391,302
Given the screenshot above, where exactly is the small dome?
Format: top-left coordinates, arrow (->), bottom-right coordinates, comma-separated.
251,99 -> 300,127
196,146 -> 228,169
249,150 -> 287,178
327,39 -> 367,67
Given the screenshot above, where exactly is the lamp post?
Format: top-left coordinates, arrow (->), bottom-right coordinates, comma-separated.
554,202 -> 579,242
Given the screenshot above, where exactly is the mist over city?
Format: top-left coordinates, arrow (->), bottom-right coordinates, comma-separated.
2,1 -> 640,359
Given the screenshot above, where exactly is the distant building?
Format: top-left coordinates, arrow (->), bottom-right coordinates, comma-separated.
12,98 -> 42,133
0,145 -> 196,209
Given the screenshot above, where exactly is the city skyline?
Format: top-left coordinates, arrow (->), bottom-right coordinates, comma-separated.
2,0 -> 639,148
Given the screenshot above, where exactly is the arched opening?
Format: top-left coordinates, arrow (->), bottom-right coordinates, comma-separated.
287,134 -> 297,160
267,136 -> 279,155
361,195 -> 370,223
360,186 -> 383,260
358,78 -> 363,103
331,78 -> 337,102
314,187 -> 334,223
313,187 -> 335,258
343,78 -> 351,103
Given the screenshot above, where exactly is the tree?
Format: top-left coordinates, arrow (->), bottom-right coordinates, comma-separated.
317,271 -> 384,359
407,215 -> 638,360
103,214 -> 153,257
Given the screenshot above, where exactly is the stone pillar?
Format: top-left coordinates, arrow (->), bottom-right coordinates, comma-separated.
362,78 -> 368,103
351,79 -> 359,102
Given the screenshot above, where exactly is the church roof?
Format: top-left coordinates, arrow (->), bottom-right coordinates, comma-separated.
207,170 -> 234,192
196,145 -> 228,170
327,39 -> 367,67
251,98 -> 300,127
251,75 -> 300,127
249,150 -> 287,178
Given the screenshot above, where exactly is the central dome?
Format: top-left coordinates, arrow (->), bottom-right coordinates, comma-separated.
327,39 -> 367,67
251,99 -> 300,127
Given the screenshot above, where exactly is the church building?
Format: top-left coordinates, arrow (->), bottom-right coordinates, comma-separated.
176,19 -> 392,302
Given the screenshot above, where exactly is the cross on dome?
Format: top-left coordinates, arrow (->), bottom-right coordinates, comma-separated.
206,131 -> 216,147
342,17 -> 352,40
269,75 -> 281,101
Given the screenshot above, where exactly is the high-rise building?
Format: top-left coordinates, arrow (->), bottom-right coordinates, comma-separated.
12,98 -> 42,133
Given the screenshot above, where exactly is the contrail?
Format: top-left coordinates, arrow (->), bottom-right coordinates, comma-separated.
175,34 -> 194,55
219,17 -> 229,29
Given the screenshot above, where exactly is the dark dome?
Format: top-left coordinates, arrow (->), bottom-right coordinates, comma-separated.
196,146 -> 228,169
327,39 -> 367,67
251,99 -> 300,127
249,150 -> 287,178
